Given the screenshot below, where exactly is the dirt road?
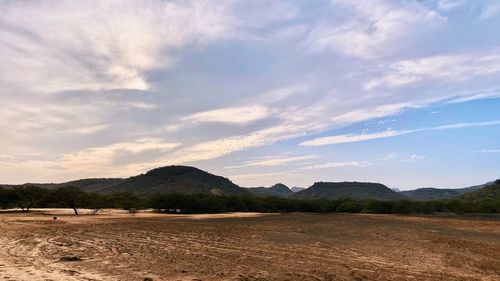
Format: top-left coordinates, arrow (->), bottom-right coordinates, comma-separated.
1,211 -> 499,280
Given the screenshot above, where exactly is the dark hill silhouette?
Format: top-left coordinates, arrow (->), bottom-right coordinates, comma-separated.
102,166 -> 250,196
0,179 -> 123,192
462,180 -> 500,201
248,183 -> 293,198
399,188 -> 462,201
293,182 -> 406,200
62,178 -> 126,192
399,182 -> 488,201
1,168 -> 496,201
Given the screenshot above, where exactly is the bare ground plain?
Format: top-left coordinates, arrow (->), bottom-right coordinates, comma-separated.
0,210 -> 499,281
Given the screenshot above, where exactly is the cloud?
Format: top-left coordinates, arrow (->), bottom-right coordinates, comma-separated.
164,125 -> 303,164
165,98 -> 417,165
365,52 -> 500,89
383,153 -> 396,160
301,120 -> 500,146
301,161 -> 371,170
329,104 -> 409,126
409,154 -> 425,160
301,130 -> 402,146
480,3 -> 500,19
478,149 -> 500,153
446,88 -> 500,104
0,138 -> 180,182
305,0 -> 442,58
225,154 -> 319,169
63,124 -> 110,135
1,0 -> 500,186
228,171 -> 297,187
184,105 -> 270,124
0,0 -> 236,92
437,0 -> 465,11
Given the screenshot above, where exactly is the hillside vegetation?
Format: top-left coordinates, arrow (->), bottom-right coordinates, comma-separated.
2,166 -> 249,196
462,180 -> 500,201
248,183 -> 294,198
293,182 -> 406,201
1,166 -> 497,210
400,184 -> 486,201
103,166 -> 250,196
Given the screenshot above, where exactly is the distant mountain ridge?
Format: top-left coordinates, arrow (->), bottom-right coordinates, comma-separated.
291,186 -> 306,193
248,183 -> 293,198
2,166 -> 249,196
1,166 -> 496,201
462,180 -> 500,201
103,166 -> 250,196
292,182 -> 406,201
399,182 -> 490,201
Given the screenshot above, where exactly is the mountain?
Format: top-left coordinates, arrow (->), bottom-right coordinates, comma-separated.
399,188 -> 462,201
103,166 -> 250,196
0,179 -> 124,192
57,178 -> 125,192
399,182 -> 489,201
462,180 -> 500,201
293,182 -> 406,201
291,186 -> 306,193
1,166 -> 250,196
269,183 -> 294,196
248,183 -> 293,198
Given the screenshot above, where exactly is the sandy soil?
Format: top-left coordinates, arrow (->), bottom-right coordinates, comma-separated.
1,210 -> 499,281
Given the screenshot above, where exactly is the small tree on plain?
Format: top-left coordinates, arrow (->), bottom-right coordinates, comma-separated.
50,186 -> 88,215
12,185 -> 45,212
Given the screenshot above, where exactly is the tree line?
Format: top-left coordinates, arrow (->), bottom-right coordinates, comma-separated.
1,185 -> 499,215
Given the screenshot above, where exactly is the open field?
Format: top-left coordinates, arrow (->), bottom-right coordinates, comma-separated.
1,210 -> 499,281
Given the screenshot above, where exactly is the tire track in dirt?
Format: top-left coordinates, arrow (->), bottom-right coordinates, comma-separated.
0,233 -> 114,281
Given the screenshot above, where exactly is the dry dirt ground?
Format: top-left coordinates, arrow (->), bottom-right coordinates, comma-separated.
0,210 -> 499,281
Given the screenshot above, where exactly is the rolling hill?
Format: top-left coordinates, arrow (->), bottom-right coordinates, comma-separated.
1,166 -> 250,196
2,167 -> 496,201
399,183 -> 488,201
293,182 -> 406,201
102,166 -> 250,196
399,188 -> 462,201
248,183 -> 294,198
462,180 -> 500,201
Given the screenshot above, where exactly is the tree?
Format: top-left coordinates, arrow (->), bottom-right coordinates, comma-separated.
109,192 -> 144,213
0,188 -> 17,209
12,185 -> 45,212
50,186 -> 88,215
85,193 -> 108,215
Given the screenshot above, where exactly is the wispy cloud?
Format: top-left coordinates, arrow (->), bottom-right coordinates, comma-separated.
225,154 -> 319,169
301,120 -> 500,146
409,154 -> 425,160
365,53 -> 500,89
478,149 -> 500,153
437,0 -> 465,12
301,130 -> 401,146
480,3 -> 500,19
184,105 -> 270,124
301,161 -> 371,170
305,0 -> 442,58
228,171 -> 298,187
0,0 -> 236,92
0,138 -> 181,182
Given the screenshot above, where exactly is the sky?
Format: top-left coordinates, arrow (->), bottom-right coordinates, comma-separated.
1,0 -> 499,190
